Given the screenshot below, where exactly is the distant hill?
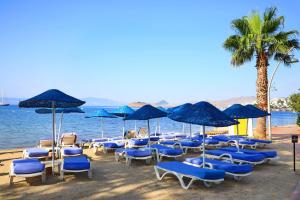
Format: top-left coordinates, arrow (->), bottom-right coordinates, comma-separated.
208,96 -> 256,109
155,100 -> 169,107
128,101 -> 147,108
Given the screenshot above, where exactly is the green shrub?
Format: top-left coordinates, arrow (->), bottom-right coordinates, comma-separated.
297,114 -> 300,127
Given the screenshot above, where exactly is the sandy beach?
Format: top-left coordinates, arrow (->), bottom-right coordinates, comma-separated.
0,125 -> 300,200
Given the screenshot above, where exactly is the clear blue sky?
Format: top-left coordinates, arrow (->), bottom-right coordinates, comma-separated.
0,0 -> 299,104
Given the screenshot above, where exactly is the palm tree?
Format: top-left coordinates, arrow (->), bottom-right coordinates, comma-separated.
223,7 -> 299,139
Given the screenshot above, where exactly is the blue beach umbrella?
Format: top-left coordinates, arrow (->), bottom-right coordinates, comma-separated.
35,107 -> 84,143
168,101 -> 238,167
19,89 -> 85,174
223,104 -> 270,151
110,106 -> 135,137
244,104 -> 270,118
125,105 -> 167,146
86,109 -> 117,138
168,103 -> 193,136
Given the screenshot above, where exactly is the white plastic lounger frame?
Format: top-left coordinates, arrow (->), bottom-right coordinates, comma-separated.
115,151 -> 152,166
183,161 -> 252,181
154,165 -> 224,189
9,164 -> 46,186
205,153 -> 265,165
152,148 -> 183,162
160,142 -> 201,154
22,149 -> 49,160
229,140 -> 257,150
59,158 -> 92,181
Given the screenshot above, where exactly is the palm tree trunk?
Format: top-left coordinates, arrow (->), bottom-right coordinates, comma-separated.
255,52 -> 268,139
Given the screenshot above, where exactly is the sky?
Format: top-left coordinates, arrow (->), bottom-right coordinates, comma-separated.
0,0 -> 299,104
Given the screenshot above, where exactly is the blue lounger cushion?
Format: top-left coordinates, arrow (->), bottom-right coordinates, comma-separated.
129,138 -> 149,146
26,148 -> 49,157
156,161 -> 225,180
150,136 -> 160,142
239,140 -> 256,145
220,147 -> 277,158
185,157 -> 253,174
13,159 -> 45,174
213,135 -> 230,142
180,140 -> 202,147
160,140 -> 177,145
151,144 -> 183,156
63,156 -> 90,170
250,139 -> 272,144
63,147 -> 83,155
92,138 -> 108,143
203,138 -> 219,145
103,142 -> 125,148
116,148 -> 152,157
205,150 -> 265,162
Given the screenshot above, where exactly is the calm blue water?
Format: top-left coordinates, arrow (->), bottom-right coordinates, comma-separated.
0,105 -> 298,149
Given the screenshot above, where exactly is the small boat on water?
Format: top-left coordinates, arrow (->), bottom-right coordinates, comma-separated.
0,91 -> 9,106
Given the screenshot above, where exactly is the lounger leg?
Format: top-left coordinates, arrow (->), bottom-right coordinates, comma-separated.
115,153 -> 120,162
176,174 -> 195,190
103,148 -> 107,154
146,158 -> 151,165
41,171 -> 46,183
60,171 -> 64,181
126,158 -> 131,166
233,176 -> 243,181
88,169 -> 92,179
9,175 -> 13,186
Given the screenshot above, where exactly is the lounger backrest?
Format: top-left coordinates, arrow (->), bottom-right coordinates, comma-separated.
138,128 -> 148,138
124,130 -> 137,139
39,139 -> 53,147
61,133 -> 77,146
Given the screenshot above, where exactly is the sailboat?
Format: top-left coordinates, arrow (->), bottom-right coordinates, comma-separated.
0,91 -> 9,106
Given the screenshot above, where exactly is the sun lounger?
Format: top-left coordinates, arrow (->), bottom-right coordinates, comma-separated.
205,149 -> 265,165
60,155 -> 92,181
23,148 -> 49,160
115,148 -> 152,166
159,140 -> 202,154
38,139 -> 54,151
9,158 -> 46,186
151,144 -> 184,161
60,133 -> 77,147
93,141 -> 125,153
154,161 -> 225,189
127,138 -> 149,148
213,135 -> 257,149
61,147 -> 83,158
185,157 -> 253,180
220,147 -> 279,162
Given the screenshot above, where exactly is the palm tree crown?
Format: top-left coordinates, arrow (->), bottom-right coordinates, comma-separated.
224,7 -> 299,66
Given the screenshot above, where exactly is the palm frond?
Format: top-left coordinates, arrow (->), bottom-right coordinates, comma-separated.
262,16 -> 284,34
231,18 -> 250,35
263,7 -> 277,21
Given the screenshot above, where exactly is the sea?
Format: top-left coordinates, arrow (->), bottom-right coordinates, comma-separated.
0,105 -> 298,150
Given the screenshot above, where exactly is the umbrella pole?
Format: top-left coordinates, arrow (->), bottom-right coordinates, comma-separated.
236,118 -> 240,152
158,118 -> 161,135
134,120 -> 137,132
58,112 -> 64,144
147,119 -> 151,147
189,124 -> 192,138
51,102 -> 56,175
202,126 -> 206,168
123,119 -> 125,139
101,117 -> 104,138
56,112 -> 63,157
182,123 -> 185,135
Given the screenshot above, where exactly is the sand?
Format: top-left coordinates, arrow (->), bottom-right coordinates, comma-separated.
0,125 -> 300,200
